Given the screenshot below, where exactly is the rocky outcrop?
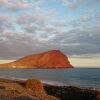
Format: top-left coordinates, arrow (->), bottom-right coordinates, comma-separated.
25,79 -> 46,96
0,78 -> 100,100
0,50 -> 73,68
0,78 -> 59,100
44,85 -> 100,100
97,92 -> 100,100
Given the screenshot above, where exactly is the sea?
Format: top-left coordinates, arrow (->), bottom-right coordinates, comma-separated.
0,68 -> 100,90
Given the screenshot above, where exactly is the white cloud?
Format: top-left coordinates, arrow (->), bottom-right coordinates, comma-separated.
0,0 -> 45,12
0,0 -> 100,60
0,0 -> 8,4
62,0 -> 84,9
0,15 -> 14,33
81,15 -> 90,22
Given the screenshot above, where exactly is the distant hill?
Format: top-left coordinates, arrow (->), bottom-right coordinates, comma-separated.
0,50 -> 73,68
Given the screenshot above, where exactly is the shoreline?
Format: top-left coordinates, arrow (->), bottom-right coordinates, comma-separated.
0,76 -> 99,90
0,77 -> 100,100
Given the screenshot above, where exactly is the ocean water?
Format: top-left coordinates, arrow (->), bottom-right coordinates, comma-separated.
0,68 -> 100,90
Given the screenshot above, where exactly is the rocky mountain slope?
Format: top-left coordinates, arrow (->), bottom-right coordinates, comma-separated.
0,50 -> 73,68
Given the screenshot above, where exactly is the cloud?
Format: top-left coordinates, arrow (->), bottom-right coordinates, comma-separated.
0,32 -> 40,59
96,15 -> 100,20
68,19 -> 80,27
81,15 -> 90,22
0,14 -> 100,59
0,0 -> 8,4
0,16 -> 14,33
93,0 -> 100,3
9,0 -> 55,11
0,0 -> 100,60
0,24 -> 100,59
56,28 -> 100,56
0,0 -> 45,12
62,0 -> 84,9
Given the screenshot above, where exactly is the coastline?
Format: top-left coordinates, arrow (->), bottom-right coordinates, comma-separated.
0,77 -> 100,100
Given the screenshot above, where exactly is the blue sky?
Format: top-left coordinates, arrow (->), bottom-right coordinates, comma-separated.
0,0 -> 100,67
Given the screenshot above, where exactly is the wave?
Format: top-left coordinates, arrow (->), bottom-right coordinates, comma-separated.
0,76 -> 27,81
41,80 -> 68,86
0,76 -> 67,86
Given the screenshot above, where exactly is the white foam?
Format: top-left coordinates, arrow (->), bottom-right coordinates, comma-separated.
0,76 -> 67,86
0,76 -> 27,81
41,80 -> 67,86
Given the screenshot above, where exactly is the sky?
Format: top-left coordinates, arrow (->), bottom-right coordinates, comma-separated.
0,0 -> 100,67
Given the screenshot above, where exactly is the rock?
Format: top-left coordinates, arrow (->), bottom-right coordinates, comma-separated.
44,85 -> 98,100
0,50 -> 73,68
97,92 -> 100,100
0,78 -> 100,100
0,82 -> 27,96
25,79 -> 46,96
0,79 -> 59,100
0,95 -> 38,100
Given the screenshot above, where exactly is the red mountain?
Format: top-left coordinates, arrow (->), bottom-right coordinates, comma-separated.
0,50 -> 73,68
